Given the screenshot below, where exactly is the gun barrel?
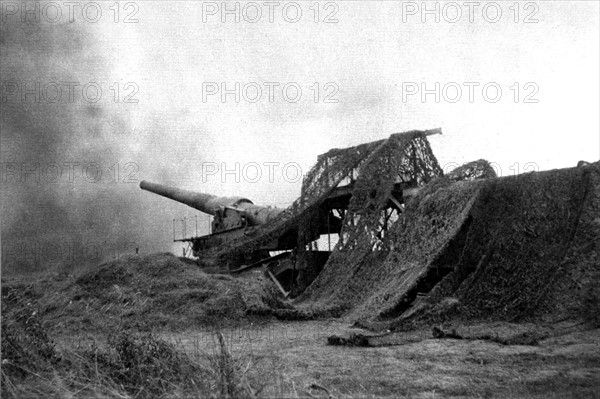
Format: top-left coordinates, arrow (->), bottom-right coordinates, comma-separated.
140,180 -> 253,216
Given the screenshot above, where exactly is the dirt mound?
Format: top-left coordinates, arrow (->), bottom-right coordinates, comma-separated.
3,253 -> 289,333
297,162 -> 600,330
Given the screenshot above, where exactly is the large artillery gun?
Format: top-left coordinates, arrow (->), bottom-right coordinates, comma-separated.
139,180 -> 306,259
140,181 -> 286,245
140,128 -> 456,294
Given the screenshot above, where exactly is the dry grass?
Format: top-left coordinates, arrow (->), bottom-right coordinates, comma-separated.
2,326 -> 282,398
204,331 -> 256,398
0,253 -> 299,398
0,283 -> 283,398
3,227 -> 599,399
1,253 -> 289,335
3,281 -> 600,398
164,320 -> 600,399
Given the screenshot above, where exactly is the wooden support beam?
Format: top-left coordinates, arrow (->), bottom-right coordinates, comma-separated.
267,269 -> 290,298
388,195 -> 404,211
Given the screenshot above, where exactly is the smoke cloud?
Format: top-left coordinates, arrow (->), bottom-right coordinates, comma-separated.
0,14 -> 185,273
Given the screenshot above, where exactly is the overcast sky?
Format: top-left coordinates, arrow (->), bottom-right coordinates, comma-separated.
90,1 -> 599,199
1,1 -> 599,265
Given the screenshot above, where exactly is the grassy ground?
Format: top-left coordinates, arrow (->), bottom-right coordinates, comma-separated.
6,317 -> 599,398
2,254 -> 599,398
163,321 -> 600,398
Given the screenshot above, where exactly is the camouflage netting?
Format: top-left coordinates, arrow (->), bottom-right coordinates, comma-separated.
296,176 -> 486,318
215,129 -> 446,267
216,127 -> 598,329
384,162 -> 600,329
300,162 -> 600,330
